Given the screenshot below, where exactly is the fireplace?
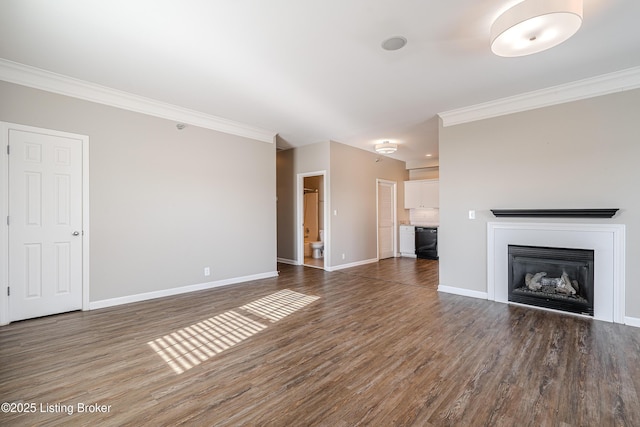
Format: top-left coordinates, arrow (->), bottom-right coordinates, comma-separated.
508,245 -> 594,316
487,222 -> 625,323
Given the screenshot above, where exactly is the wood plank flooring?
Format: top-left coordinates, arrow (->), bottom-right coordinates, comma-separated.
1,257 -> 639,426
303,256 -> 324,269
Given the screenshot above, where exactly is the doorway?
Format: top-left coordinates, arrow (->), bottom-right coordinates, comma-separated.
297,171 -> 327,269
1,122 -> 90,325
377,179 -> 397,260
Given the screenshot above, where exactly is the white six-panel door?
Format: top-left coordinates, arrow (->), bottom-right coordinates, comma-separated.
377,180 -> 396,260
8,128 -> 83,321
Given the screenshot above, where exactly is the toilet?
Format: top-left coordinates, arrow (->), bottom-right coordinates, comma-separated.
310,230 -> 324,259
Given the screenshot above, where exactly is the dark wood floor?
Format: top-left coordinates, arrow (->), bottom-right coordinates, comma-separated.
1,258 -> 639,426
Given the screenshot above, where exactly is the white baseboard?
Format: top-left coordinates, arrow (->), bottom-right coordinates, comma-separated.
624,316 -> 640,328
438,284 -> 489,300
437,285 -> 640,328
326,258 -> 378,272
400,253 -> 417,258
88,271 -> 279,310
277,257 -> 298,265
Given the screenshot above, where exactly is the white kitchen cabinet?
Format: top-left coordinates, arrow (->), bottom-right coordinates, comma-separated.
404,180 -> 439,209
399,225 -> 416,257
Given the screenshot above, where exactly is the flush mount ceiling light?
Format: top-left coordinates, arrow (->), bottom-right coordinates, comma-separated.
375,141 -> 398,154
381,36 -> 407,51
491,0 -> 583,57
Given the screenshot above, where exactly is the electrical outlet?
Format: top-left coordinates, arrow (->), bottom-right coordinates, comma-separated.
204,267 -> 211,276
342,253 -> 346,260
468,210 -> 476,220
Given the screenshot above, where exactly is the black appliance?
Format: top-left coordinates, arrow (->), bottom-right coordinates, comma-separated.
415,227 -> 438,259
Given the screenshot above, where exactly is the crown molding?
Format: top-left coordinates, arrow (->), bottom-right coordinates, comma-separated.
0,59 -> 276,143
439,66 -> 640,127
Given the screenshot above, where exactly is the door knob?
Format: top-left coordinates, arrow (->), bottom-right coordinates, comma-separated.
72,231 -> 80,236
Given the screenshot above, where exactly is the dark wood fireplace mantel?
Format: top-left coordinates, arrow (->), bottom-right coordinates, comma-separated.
490,209 -> 619,218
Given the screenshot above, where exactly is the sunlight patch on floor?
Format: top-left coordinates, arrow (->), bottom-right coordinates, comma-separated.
148,289 -> 319,374
148,310 -> 266,374
240,289 -> 320,322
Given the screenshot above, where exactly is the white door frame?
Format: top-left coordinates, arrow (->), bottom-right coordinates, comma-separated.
376,179 -> 397,259
296,171 -> 328,269
0,122 -> 90,325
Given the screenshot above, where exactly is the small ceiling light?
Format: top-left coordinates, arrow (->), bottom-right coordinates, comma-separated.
425,154 -> 433,157
176,123 -> 186,130
381,36 -> 407,51
375,141 -> 398,154
491,0 -> 583,57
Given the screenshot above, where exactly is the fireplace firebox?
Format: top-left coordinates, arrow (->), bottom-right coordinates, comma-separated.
508,245 -> 594,316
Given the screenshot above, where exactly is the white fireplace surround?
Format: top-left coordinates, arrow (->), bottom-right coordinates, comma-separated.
487,222 -> 625,323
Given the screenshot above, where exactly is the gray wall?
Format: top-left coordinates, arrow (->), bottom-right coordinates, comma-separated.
276,140 -> 408,267
329,141 -> 408,266
409,167 -> 439,180
276,142 -> 329,263
1,81 -> 277,302
439,88 -> 640,318
276,149 -> 296,261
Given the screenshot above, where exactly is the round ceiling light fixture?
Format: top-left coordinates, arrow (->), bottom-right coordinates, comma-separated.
381,36 -> 407,51
491,0 -> 583,57
375,140 -> 398,154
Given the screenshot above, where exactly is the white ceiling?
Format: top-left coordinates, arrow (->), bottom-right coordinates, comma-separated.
1,0 -> 639,168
